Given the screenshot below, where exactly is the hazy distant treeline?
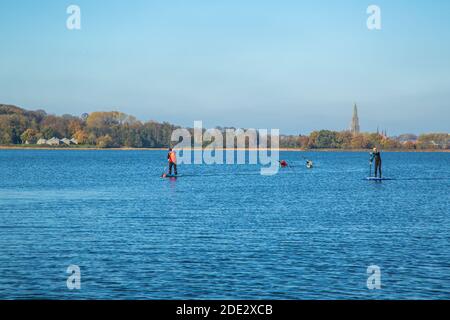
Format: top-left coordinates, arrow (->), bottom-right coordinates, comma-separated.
281,131 -> 449,150
0,104 -> 448,149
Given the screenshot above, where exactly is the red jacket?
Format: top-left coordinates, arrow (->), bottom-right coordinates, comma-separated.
168,151 -> 177,164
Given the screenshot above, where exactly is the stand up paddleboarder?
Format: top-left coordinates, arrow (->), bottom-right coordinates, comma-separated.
168,148 -> 178,176
370,147 -> 382,178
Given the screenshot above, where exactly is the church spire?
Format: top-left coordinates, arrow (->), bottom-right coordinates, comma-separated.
350,103 -> 360,135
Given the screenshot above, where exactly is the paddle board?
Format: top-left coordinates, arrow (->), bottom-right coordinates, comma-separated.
365,177 -> 393,181
162,174 -> 181,178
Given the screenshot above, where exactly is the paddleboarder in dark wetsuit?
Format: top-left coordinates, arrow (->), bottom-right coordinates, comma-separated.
370,147 -> 382,178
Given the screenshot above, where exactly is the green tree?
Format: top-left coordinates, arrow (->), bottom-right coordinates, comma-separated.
308,130 -> 339,148
41,127 -> 57,139
20,128 -> 41,144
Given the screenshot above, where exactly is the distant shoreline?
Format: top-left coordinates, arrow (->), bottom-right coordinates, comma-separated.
0,145 -> 448,152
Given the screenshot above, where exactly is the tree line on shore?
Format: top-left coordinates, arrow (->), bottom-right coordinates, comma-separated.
0,104 -> 448,150
280,131 -> 449,150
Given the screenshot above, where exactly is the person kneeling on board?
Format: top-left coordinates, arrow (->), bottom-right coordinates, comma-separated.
168,148 -> 178,176
279,160 -> 288,168
370,147 -> 382,178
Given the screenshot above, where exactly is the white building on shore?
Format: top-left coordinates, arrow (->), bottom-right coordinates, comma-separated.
35,137 -> 78,146
36,138 -> 47,145
46,137 -> 61,146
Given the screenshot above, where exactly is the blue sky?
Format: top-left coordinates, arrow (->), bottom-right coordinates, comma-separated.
0,0 -> 449,134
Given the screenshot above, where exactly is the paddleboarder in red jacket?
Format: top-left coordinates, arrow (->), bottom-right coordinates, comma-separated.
168,148 -> 178,176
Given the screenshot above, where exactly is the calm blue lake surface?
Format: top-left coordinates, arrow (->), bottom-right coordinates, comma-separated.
0,150 -> 449,299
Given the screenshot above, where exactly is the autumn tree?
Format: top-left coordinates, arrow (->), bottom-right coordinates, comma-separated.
96,135 -> 114,148
73,129 -> 89,144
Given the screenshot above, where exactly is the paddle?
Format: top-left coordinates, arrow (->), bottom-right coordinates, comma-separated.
287,162 -> 296,173
161,165 -> 168,177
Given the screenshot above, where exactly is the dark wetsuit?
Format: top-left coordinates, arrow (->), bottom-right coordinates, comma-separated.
370,151 -> 382,178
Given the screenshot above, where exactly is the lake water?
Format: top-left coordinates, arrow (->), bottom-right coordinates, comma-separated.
0,150 -> 449,299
